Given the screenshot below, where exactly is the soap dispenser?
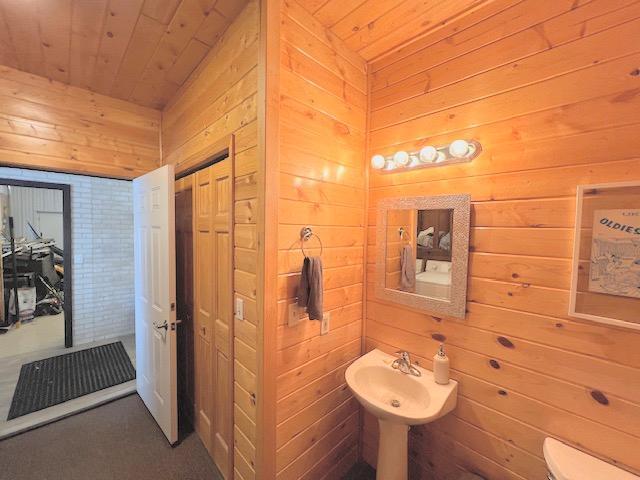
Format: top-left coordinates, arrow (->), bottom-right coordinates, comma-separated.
433,343 -> 450,385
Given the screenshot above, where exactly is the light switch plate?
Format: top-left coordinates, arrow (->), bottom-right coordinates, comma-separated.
288,303 -> 302,327
235,297 -> 244,320
321,312 -> 331,335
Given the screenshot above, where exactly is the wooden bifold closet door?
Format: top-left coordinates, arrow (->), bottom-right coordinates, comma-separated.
193,158 -> 233,478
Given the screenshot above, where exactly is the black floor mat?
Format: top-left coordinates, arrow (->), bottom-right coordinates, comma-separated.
8,341 -> 136,420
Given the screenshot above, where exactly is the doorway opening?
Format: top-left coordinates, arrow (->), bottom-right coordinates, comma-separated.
0,170 -> 136,440
173,151 -> 234,479
0,179 -> 72,357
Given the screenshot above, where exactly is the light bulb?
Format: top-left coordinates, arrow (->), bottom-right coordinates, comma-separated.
449,139 -> 470,158
419,146 -> 438,163
371,154 -> 386,170
393,150 -> 410,166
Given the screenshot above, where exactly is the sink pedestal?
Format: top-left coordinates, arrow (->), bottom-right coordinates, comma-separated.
345,350 -> 458,480
377,419 -> 409,480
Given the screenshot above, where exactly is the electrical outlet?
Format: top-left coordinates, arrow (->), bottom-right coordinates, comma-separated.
288,303 -> 302,327
235,297 -> 244,320
321,312 -> 331,335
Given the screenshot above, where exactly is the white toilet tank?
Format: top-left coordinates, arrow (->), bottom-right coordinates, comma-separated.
544,438 -> 639,480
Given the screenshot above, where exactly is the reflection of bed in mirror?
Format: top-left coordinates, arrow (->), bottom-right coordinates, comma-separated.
415,260 -> 451,299
416,209 -> 453,262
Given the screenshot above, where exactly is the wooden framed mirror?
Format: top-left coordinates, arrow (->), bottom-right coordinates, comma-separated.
375,194 -> 471,318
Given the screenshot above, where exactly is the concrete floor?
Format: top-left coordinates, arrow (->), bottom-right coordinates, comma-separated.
0,313 -> 65,359
0,334 -> 136,439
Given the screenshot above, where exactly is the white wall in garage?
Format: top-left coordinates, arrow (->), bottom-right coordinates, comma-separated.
0,167 -> 135,345
8,186 -> 64,246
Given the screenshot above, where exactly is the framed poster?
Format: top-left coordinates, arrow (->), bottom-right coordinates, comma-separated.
569,182 -> 640,330
588,209 -> 640,298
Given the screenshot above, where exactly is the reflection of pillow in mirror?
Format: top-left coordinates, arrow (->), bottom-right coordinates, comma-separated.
426,260 -> 452,273
425,260 -> 439,271
439,232 -> 451,251
417,227 -> 434,247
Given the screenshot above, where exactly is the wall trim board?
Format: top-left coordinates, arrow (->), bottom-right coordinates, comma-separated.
257,0 -> 281,478
358,58 -> 373,464
0,165 -> 135,182
173,142 -> 230,179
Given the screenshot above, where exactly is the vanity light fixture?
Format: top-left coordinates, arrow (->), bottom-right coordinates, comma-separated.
449,139 -> 471,158
371,139 -> 481,172
419,146 -> 438,163
393,150 -> 410,167
371,154 -> 386,170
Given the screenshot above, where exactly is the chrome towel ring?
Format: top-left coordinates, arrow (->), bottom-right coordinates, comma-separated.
300,226 -> 323,257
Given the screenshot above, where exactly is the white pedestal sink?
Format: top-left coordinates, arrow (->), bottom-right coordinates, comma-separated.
345,349 -> 458,480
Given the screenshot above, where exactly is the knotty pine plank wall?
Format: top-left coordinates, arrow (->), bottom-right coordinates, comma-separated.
273,1 -> 367,478
364,1 -> 640,479
160,2 -> 259,479
0,65 -> 160,179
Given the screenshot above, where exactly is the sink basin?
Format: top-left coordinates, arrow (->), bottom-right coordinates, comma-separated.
346,349 -> 457,425
345,348 -> 458,480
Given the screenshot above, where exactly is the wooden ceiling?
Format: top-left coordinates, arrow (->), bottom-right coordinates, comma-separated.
0,0 -> 248,109
296,0 -> 493,61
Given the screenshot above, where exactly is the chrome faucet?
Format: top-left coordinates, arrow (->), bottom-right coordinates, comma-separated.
392,351 -> 422,377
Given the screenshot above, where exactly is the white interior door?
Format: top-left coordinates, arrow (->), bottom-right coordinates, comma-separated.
134,165 -> 178,444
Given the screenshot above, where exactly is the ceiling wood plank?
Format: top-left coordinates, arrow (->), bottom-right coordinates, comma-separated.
347,0 -> 489,59
313,0 -> 368,28
195,7 -> 229,46
165,38 -> 209,85
359,3 -> 491,60
0,7 -> 18,68
215,0 -> 251,20
129,77 -> 177,109
142,0 -> 182,24
1,0 -> 45,76
0,0 -> 497,104
69,0 -> 109,89
369,0 -> 518,73
90,0 -> 145,94
0,0 -> 249,108
144,0 -> 214,75
284,0 -> 367,72
329,0 -> 398,40
299,0 -> 502,62
133,0 -> 214,107
37,0 -> 73,84
110,14 -> 165,100
294,0 -> 330,14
